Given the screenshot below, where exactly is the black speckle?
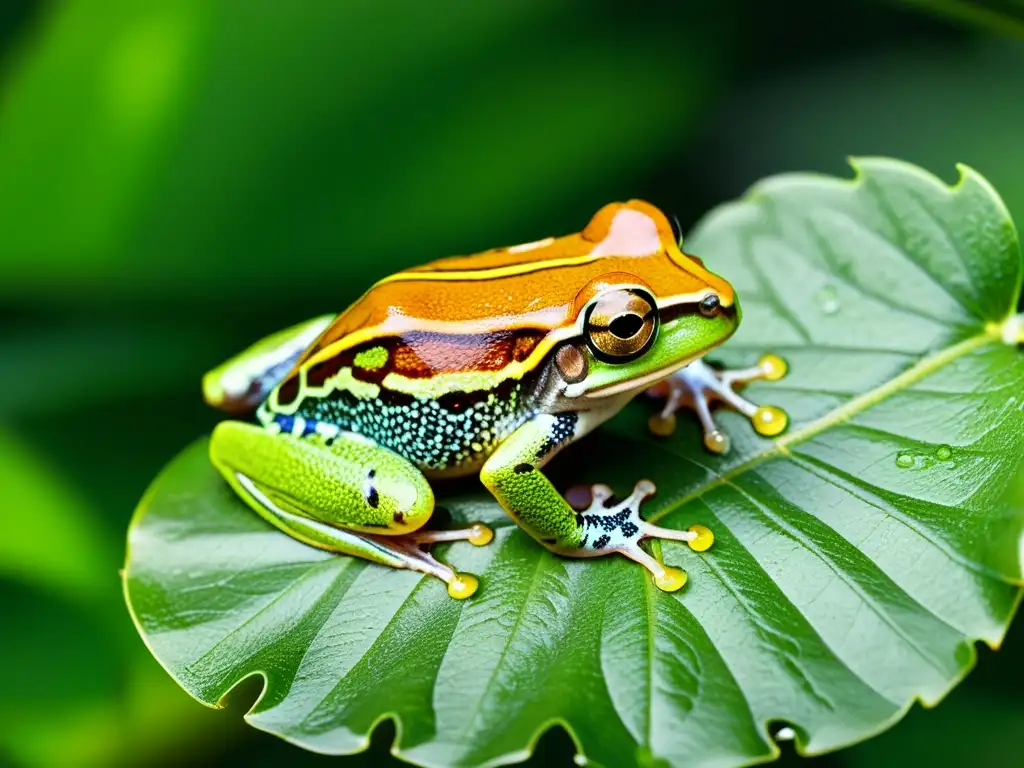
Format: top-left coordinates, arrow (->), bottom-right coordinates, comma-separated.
536,412 -> 578,459
583,509 -> 630,532
393,510 -> 404,524
580,534 -> 589,548
593,534 -> 610,550
514,463 -> 533,474
621,522 -> 638,538
367,486 -> 380,508
368,468 -> 376,479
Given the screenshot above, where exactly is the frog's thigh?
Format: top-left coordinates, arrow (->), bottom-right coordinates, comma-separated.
203,314 -> 335,414
210,422 -> 486,598
211,419 -> 433,534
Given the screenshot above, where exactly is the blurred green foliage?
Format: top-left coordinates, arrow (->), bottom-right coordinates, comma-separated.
1,1 -> 1021,766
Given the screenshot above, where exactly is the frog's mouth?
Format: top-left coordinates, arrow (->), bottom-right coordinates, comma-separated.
577,354 -> 701,400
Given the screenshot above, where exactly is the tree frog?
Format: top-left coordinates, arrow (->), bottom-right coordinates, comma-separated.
203,201 -> 787,599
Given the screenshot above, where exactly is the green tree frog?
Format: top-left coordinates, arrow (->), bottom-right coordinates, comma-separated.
203,201 -> 787,599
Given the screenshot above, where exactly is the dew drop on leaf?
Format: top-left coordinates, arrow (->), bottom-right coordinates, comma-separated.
936,444 -> 953,461
895,452 -> 915,469
816,285 -> 840,315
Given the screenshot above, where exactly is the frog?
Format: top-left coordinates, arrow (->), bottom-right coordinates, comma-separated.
203,200 -> 788,599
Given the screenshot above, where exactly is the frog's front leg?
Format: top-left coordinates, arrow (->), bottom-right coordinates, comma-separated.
646,355 -> 789,454
480,412 -> 712,592
210,421 -> 493,599
203,314 -> 336,415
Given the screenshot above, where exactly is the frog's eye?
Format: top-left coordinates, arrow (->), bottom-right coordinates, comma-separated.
699,293 -> 721,317
585,289 -> 658,361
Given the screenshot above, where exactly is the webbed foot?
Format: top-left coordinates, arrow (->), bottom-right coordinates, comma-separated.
567,480 -> 713,592
646,355 -> 789,454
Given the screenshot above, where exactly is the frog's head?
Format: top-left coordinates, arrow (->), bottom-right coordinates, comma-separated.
553,201 -> 739,402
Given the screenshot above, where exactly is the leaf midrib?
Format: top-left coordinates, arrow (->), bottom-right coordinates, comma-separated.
648,325 -> 1002,526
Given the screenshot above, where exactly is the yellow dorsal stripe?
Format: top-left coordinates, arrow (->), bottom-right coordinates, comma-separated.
377,247 -> 715,286
377,252 -> 607,284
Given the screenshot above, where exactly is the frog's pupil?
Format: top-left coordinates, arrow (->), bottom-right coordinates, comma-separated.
609,313 -> 644,339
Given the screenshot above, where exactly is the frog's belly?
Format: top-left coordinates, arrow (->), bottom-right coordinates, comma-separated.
282,382 -> 533,475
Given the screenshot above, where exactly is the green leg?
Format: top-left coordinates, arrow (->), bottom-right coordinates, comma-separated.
480,412 -> 714,592
203,314 -> 336,415
210,421 -> 493,599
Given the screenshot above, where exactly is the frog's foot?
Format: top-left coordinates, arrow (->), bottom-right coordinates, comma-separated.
645,355 -> 789,454
387,522 -> 494,599
569,480 -> 713,593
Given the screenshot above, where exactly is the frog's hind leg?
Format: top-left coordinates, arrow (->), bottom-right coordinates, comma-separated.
645,355 -> 789,454
210,420 -> 491,599
203,314 -> 335,415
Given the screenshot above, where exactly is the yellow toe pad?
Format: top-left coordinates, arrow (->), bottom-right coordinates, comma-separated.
758,354 -> 788,381
447,573 -> 479,599
653,566 -> 687,592
752,406 -> 788,437
687,524 -> 714,552
468,524 -> 494,546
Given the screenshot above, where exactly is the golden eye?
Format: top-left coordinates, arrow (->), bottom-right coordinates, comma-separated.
699,293 -> 720,317
585,289 -> 657,360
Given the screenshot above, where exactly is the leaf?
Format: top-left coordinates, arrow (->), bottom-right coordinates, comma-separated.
897,0 -> 1024,38
702,39 -> 1024,233
0,428 -> 113,604
0,430 -> 229,768
123,158 -> 1024,768
0,0 -> 730,306
0,323 -> 231,419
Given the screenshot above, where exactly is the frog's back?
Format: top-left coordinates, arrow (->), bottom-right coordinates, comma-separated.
262,200 -> 725,474
285,199 -> 724,382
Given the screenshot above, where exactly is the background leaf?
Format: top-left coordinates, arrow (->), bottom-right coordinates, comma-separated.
0,0 -> 730,307
124,159 -> 1024,768
699,39 -> 1024,235
896,0 -> 1024,38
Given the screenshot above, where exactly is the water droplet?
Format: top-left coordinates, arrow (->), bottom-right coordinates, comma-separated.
817,285 -> 840,315
936,444 -> 953,461
895,452 -> 915,469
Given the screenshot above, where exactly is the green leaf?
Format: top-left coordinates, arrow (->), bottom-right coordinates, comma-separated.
0,428 -> 113,604
897,0 -> 1024,38
0,1 -> 728,306
0,323 -> 231,419
703,40 -> 1024,231
123,158 -> 1024,768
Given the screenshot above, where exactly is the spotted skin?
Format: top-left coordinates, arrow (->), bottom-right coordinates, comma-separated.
265,377 -> 538,474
